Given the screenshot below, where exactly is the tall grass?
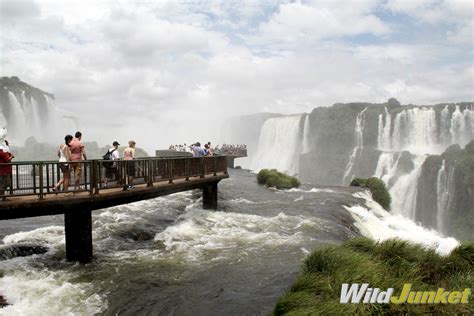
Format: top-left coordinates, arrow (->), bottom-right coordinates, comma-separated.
274,238 -> 473,315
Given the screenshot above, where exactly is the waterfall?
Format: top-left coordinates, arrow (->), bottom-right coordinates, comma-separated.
250,115 -> 302,175
377,107 -> 391,150
301,115 -> 311,154
6,91 -> 28,142
373,152 -> 401,184
1,89 -> 78,145
342,107 -> 367,184
389,155 -> 425,219
379,105 -> 474,154
440,105 -> 451,145
436,161 -> 455,234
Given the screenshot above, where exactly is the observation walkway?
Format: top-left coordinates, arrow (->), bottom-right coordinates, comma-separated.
0,156 -> 229,262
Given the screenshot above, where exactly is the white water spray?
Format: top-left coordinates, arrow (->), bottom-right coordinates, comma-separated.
436,160 -> 455,234
342,107 -> 367,184
250,115 -> 302,175
346,191 -> 459,256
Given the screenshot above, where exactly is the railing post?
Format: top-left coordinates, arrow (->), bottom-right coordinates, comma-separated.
38,163 -> 44,200
224,157 -> 228,175
147,159 -> 153,187
185,158 -> 190,181
200,158 -> 205,178
168,160 -> 173,184
94,161 -> 100,194
89,161 -> 94,195
214,157 -> 217,176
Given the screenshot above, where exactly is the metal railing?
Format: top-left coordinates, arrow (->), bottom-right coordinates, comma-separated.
0,156 -> 228,199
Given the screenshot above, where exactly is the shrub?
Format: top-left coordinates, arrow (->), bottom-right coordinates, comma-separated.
257,169 -> 300,189
350,177 -> 391,210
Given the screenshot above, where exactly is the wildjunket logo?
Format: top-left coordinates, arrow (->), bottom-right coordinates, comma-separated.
340,283 -> 471,304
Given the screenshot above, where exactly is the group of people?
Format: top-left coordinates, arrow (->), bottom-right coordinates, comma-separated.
169,142 -> 247,157
53,132 -> 138,193
214,144 -> 247,156
169,142 -> 215,157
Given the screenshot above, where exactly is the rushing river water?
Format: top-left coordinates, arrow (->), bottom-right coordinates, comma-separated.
0,169 -> 458,315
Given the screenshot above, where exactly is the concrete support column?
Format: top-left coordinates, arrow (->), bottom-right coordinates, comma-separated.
202,182 -> 218,210
64,208 -> 93,263
226,157 -> 235,169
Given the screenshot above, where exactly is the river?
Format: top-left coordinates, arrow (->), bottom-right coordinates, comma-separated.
0,169 -> 458,315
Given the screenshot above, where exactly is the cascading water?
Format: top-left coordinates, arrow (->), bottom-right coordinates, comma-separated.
373,152 -> 401,184
1,89 -> 77,145
375,105 -> 473,230
386,155 -> 425,219
436,160 -> 455,234
301,115 -> 311,154
377,107 -> 391,150
250,115 -> 302,175
6,91 -> 28,141
342,107 -> 367,184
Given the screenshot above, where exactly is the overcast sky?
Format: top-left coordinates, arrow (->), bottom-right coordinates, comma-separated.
1,0 -> 473,151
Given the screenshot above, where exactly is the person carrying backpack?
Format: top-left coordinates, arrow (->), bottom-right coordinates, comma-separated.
102,141 -> 121,188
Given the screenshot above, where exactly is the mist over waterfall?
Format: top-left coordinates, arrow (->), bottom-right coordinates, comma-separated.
0,77 -> 78,145
249,115 -> 302,175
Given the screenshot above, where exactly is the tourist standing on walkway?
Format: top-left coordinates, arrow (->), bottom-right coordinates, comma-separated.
191,142 -> 205,157
53,134 -> 73,193
0,128 -> 13,201
69,131 -> 87,191
123,140 -> 136,189
103,141 -> 121,187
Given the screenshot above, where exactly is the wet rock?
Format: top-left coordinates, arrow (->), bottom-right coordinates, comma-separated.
0,243 -> 49,260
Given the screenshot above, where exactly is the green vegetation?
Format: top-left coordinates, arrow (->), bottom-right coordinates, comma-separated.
257,169 -> 300,189
274,237 -> 473,315
350,177 -> 391,210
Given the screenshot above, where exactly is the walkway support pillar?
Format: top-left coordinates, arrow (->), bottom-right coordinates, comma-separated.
226,156 -> 235,169
65,208 -> 93,263
202,182 -> 218,210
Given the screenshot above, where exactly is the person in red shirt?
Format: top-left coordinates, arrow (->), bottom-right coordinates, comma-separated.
69,131 -> 87,191
0,144 -> 13,201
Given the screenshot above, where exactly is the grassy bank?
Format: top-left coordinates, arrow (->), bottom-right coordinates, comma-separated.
274,237 -> 473,315
257,169 -> 300,189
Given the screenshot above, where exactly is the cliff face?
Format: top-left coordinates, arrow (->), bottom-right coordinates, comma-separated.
0,76 -> 54,124
301,102 -> 385,185
234,99 -> 473,238
416,142 -> 474,240
0,76 -> 78,145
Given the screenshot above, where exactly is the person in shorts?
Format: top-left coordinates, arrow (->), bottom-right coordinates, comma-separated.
53,135 -> 73,193
69,131 -> 87,191
103,141 -> 121,187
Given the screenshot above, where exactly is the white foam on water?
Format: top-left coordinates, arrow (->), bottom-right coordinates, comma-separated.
0,269 -> 106,316
3,226 -> 64,249
286,187 -> 335,194
345,191 -> 459,256
0,226 -> 106,316
228,197 -> 256,204
153,209 -> 323,262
